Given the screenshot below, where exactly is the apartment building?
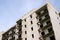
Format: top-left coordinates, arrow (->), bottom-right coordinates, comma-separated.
0,32 -> 3,40
2,25 -> 16,40
2,1 -> 60,40
2,20 -> 22,40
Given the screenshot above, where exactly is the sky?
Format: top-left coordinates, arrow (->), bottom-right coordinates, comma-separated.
0,0 -> 60,32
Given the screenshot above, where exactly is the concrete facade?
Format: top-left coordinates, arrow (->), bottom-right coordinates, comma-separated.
0,32 -> 3,40
2,2 -> 60,40
47,2 -> 60,40
21,10 -> 40,40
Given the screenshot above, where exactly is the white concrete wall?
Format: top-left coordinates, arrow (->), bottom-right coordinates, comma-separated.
47,3 -> 60,40
0,32 -> 3,40
22,11 -> 40,40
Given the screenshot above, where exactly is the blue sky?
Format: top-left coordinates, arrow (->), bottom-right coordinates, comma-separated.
0,0 -> 60,32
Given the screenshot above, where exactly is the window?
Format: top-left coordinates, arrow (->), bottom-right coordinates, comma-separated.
24,19 -> 26,22
19,23 -> 21,25
31,21 -> 33,24
19,28 -> 21,31
43,22 -> 47,26
46,20 -> 50,24
48,28 -> 52,32
25,38 -> 27,40
41,31 -> 45,35
39,18 -> 42,21
25,25 -> 26,28
45,14 -> 49,18
25,31 -> 27,34
59,13 -> 60,16
32,34 -> 34,38
19,34 -> 21,37
31,27 -> 33,31
30,15 -> 32,18
50,36 -> 55,40
40,24 -> 43,28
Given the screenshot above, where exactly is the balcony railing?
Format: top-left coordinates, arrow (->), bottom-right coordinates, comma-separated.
40,16 -> 50,24
42,31 -> 54,39
36,10 -> 48,18
18,31 -> 22,34
41,23 -> 52,30
16,19 -> 22,24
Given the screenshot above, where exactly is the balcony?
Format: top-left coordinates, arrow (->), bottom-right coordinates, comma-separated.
38,28 -> 42,33
36,10 -> 48,18
40,16 -> 50,24
18,31 -> 22,34
16,19 -> 22,25
36,5 -> 48,16
9,33 -> 14,36
41,23 -> 52,30
18,25 -> 22,28
42,31 -> 54,39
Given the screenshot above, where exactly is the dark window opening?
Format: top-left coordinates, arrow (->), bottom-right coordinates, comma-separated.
13,31 -> 15,33
24,19 -> 26,22
19,23 -> 21,25
44,8 -> 48,13
40,24 -> 43,28
59,13 -> 60,16
30,15 -> 32,18
25,38 -> 27,40
45,14 -> 49,18
41,31 -> 45,35
39,18 -> 42,21
31,21 -> 33,24
25,25 -> 26,28
19,29 -> 21,31
50,35 -> 55,40
32,34 -> 34,38
31,27 -> 33,31
19,34 -> 21,37
48,28 -> 53,32
25,31 -> 27,34
46,20 -> 50,24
